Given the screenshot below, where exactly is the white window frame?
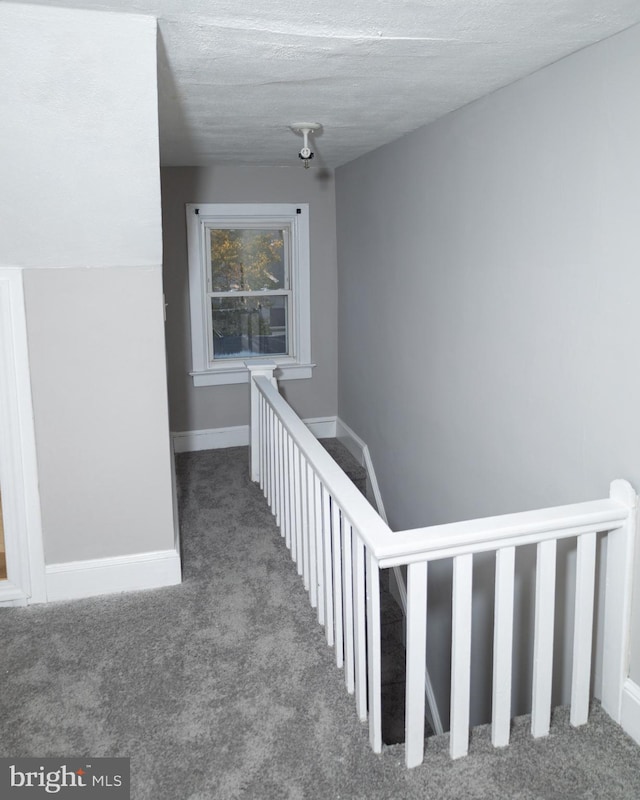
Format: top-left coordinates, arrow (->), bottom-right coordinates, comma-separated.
186,203 -> 313,386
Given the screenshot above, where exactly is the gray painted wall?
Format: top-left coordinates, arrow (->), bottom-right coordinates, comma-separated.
336,23 -> 640,724
161,166 -> 338,432
24,267 -> 175,563
1,5 -> 175,564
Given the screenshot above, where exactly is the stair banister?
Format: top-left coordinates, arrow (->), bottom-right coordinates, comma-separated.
249,368 -> 393,552
373,500 -> 629,567
247,365 -> 638,770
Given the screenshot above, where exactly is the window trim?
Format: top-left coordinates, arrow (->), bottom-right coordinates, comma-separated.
186,203 -> 313,386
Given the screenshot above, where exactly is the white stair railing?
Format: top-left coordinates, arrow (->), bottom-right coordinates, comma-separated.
247,363 -> 637,769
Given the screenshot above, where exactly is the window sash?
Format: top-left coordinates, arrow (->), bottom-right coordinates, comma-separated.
206,224 -> 291,294
208,290 -> 290,298
206,291 -> 293,366
202,223 -> 295,366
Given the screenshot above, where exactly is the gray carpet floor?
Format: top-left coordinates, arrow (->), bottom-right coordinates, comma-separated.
1,447 -> 640,799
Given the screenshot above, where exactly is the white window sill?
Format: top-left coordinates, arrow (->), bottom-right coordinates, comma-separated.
191,362 -> 315,387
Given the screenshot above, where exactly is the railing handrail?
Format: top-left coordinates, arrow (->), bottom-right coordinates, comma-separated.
255,374 -> 632,567
375,496 -> 630,567
254,374 -> 393,552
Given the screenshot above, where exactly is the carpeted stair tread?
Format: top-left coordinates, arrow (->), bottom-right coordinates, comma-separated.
320,438 -> 367,494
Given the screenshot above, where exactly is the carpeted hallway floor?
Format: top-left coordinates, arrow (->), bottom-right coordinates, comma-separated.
1,447 -> 639,799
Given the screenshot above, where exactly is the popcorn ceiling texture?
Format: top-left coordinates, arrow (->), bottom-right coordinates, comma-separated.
6,0 -> 640,166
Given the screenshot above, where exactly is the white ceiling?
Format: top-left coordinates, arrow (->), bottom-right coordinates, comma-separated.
13,1 -> 640,167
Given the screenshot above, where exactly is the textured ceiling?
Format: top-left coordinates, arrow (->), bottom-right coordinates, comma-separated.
11,1 -> 640,167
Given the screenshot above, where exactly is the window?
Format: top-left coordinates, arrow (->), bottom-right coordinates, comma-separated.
186,204 -> 312,386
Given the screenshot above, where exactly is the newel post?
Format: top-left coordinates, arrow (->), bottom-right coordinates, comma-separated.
246,362 -> 278,483
601,479 -> 638,722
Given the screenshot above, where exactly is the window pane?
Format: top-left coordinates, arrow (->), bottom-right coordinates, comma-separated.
211,296 -> 288,359
209,229 -> 287,292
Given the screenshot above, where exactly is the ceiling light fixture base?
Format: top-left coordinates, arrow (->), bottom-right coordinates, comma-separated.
290,122 -> 322,134
290,123 -> 322,169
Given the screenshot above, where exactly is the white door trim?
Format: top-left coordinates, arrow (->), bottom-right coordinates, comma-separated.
0,268 -> 46,605
621,678 -> 640,746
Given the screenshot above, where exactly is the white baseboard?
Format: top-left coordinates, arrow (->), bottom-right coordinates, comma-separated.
335,417 -> 365,463
173,425 -> 248,452
172,416 -> 337,453
621,678 -> 640,745
45,549 -> 182,603
302,416 -> 337,439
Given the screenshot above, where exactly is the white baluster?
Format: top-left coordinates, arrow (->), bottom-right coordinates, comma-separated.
280,430 -> 291,547
259,395 -> 266,493
366,550 -> 382,753
293,446 -> 304,575
450,553 -> 473,759
307,464 -> 318,609
353,535 -> 367,721
301,458 -> 310,591
314,473 -> 325,625
287,436 -> 295,556
332,500 -> 344,668
274,417 -> 281,527
263,405 -> 269,500
531,538 -> 557,738
278,423 -> 286,538
322,484 -> 334,647
271,413 -> 278,517
273,409 -> 280,514
492,546 -> 515,747
570,532 -> 597,726
342,519 -> 355,694
266,407 -> 273,508
405,561 -> 428,768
